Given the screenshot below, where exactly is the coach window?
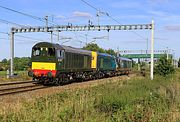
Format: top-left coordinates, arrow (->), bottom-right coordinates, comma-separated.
58,50 -> 65,58
60,50 -> 65,58
57,50 -> 60,57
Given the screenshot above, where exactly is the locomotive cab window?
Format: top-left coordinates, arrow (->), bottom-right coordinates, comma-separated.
48,48 -> 55,56
32,47 -> 41,56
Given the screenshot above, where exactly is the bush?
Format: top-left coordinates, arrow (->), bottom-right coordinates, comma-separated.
178,58 -> 180,68
155,56 -> 175,76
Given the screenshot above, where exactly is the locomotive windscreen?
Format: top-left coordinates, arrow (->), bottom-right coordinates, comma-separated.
32,47 -> 55,57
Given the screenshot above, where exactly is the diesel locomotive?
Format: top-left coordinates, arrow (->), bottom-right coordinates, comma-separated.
28,42 -> 132,84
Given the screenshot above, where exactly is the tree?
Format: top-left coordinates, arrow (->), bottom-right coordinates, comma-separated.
83,43 -> 116,55
14,57 -> 31,70
105,49 -> 116,56
83,43 -> 105,53
178,58 -> 180,68
1,58 -> 8,63
0,58 -> 9,70
154,56 -> 175,76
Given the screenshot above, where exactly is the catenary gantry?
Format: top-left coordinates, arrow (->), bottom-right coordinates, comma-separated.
10,22 -> 154,79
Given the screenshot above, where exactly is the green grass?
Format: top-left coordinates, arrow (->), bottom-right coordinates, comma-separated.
0,71 -> 31,82
0,71 -> 27,76
0,71 -> 180,121
0,71 -> 7,76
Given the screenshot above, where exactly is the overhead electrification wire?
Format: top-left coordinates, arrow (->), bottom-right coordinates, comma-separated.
0,4 -> 101,43
80,0 -> 147,40
0,5 -> 56,26
106,14 -> 147,40
0,5 -> 44,22
0,31 -> 46,42
0,5 -> 69,39
15,35 -> 45,41
0,31 -> 8,35
81,0 -> 98,11
0,17 -> 58,40
0,37 -> 39,44
0,18 -> 28,27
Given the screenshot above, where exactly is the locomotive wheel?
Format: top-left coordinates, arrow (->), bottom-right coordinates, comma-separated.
53,78 -> 60,86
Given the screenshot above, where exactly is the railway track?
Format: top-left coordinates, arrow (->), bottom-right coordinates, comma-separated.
0,81 -> 35,86
0,73 -> 135,97
0,81 -> 49,96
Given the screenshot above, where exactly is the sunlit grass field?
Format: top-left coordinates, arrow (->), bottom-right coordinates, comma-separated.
0,70 -> 179,121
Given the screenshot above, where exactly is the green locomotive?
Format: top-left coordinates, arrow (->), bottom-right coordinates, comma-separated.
28,42 -> 118,84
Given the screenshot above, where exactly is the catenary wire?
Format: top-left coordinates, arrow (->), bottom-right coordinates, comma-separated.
80,0 -> 147,40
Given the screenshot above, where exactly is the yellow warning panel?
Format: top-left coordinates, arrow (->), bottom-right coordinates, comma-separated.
32,62 -> 56,70
91,51 -> 97,69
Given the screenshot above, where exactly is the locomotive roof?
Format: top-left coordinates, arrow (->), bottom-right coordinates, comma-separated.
33,42 -> 92,55
32,42 -> 60,48
60,45 -> 92,55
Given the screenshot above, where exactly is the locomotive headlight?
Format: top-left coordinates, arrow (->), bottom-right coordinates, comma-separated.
28,71 -> 34,77
47,72 -> 52,78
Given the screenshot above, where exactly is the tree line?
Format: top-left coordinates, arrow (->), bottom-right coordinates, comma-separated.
0,57 -> 30,71
83,43 -> 116,56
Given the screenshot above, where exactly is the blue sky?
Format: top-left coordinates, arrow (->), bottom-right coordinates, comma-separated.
0,0 -> 180,60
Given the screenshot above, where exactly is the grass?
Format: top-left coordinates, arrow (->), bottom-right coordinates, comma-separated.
0,70 -> 180,121
0,71 -> 27,76
0,71 -> 31,82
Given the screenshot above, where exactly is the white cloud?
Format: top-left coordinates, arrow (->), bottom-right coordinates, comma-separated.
55,17 -> 78,23
147,10 -> 180,23
149,0 -> 170,4
56,15 -> 65,19
165,25 -> 180,31
55,11 -> 93,23
148,10 -> 167,17
72,11 -> 92,18
116,15 -> 149,19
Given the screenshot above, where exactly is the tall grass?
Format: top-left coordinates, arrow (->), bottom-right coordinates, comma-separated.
0,72 -> 179,121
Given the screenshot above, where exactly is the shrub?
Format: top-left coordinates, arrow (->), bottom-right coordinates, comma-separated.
155,56 -> 175,76
178,58 -> 180,67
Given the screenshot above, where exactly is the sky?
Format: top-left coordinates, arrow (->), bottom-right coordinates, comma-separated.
0,0 -> 180,60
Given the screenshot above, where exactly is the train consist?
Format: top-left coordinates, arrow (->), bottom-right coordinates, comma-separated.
28,42 -> 132,84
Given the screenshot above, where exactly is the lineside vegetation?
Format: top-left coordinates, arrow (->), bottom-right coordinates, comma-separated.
0,70 -> 179,121
155,56 -> 175,76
